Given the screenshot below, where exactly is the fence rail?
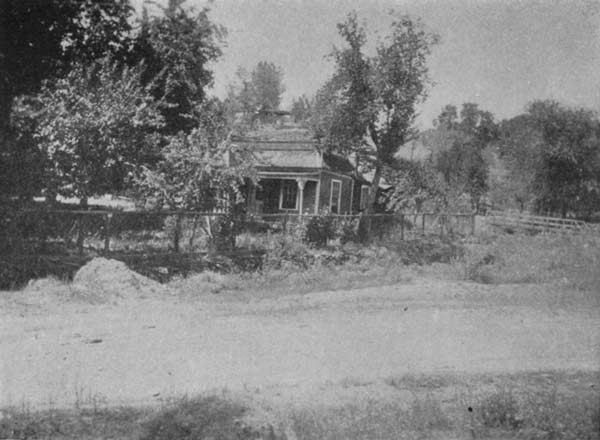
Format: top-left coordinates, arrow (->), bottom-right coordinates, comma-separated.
486,210 -> 595,233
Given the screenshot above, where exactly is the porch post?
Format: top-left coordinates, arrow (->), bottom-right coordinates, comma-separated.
296,178 -> 306,216
248,181 -> 257,214
315,178 -> 321,214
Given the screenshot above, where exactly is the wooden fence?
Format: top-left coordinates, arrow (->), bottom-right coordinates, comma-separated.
250,212 -> 477,239
1,209 -> 478,257
486,210 -> 595,233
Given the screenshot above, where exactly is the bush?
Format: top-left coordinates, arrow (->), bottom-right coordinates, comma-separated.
261,233 -> 314,270
305,215 -> 336,247
140,396 -> 258,440
337,217 -> 361,244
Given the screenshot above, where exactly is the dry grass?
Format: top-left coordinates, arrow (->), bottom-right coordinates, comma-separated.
8,229 -> 599,306
462,232 -> 600,290
1,372 -> 597,439
289,371 -> 600,440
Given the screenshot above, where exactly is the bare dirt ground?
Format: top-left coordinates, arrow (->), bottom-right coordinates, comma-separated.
1,278 -> 599,410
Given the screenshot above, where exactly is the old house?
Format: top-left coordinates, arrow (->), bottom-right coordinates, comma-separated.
231,129 -> 370,215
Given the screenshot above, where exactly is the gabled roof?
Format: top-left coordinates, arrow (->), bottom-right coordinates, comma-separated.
231,127 -> 371,183
231,137 -> 366,178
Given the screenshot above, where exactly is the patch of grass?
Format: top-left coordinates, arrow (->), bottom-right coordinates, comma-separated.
289,371 -> 600,440
461,232 -> 600,290
0,405 -> 147,440
2,372 -> 598,440
288,397 -> 452,440
173,233 -> 464,301
475,387 -> 522,430
140,396 -> 257,440
0,396 -> 263,440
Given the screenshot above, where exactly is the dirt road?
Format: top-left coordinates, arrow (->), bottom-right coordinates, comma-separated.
1,279 -> 599,408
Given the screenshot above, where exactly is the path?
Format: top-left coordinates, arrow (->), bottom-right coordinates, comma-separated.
1,279 -> 598,408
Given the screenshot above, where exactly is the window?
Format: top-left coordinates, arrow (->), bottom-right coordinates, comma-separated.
280,180 -> 298,210
360,185 -> 370,211
330,179 -> 342,214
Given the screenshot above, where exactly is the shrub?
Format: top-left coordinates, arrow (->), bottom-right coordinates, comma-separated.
261,233 -> 314,270
140,396 -> 257,440
337,217 -> 360,244
305,215 -> 336,247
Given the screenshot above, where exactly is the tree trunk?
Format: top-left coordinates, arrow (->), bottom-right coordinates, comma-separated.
361,162 -> 383,240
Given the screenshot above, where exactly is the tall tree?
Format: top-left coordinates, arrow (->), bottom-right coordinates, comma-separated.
223,67 -> 257,130
494,114 -> 543,211
0,0 -> 133,127
499,101 -> 600,218
130,0 -> 225,134
290,95 -> 312,124
251,61 -> 285,111
0,0 -> 134,200
31,58 -> 164,205
312,12 -> 439,214
431,103 -> 497,211
225,61 -> 285,127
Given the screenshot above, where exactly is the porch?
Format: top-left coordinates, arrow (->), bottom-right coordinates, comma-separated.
246,176 -> 320,215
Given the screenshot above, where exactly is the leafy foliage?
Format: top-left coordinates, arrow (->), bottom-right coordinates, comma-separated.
31,57 -> 164,202
386,103 -> 497,213
0,0 -> 133,120
431,103 -> 497,211
0,97 -> 47,200
225,61 -> 286,126
131,0 -> 226,135
311,12 -> 439,213
136,99 -> 254,211
305,215 -> 337,247
497,100 -> 600,217
291,95 -> 313,124
0,0 -> 135,200
251,61 -> 285,112
384,159 -> 446,213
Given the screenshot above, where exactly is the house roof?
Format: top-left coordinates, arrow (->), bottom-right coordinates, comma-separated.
231,127 -> 373,183
231,137 -> 369,180
235,127 -> 315,142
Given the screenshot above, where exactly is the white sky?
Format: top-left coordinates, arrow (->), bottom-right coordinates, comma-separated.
136,0 -> 600,129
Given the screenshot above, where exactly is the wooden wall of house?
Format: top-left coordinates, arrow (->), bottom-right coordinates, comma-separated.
318,171 -> 353,214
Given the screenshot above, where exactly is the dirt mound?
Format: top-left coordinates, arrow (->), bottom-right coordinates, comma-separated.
73,258 -> 169,302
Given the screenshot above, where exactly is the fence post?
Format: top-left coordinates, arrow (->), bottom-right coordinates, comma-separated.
471,213 -> 476,235
173,213 -> 182,253
76,213 -> 85,256
400,213 -> 405,241
189,214 -> 199,250
103,213 -> 112,254
422,213 -> 426,235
